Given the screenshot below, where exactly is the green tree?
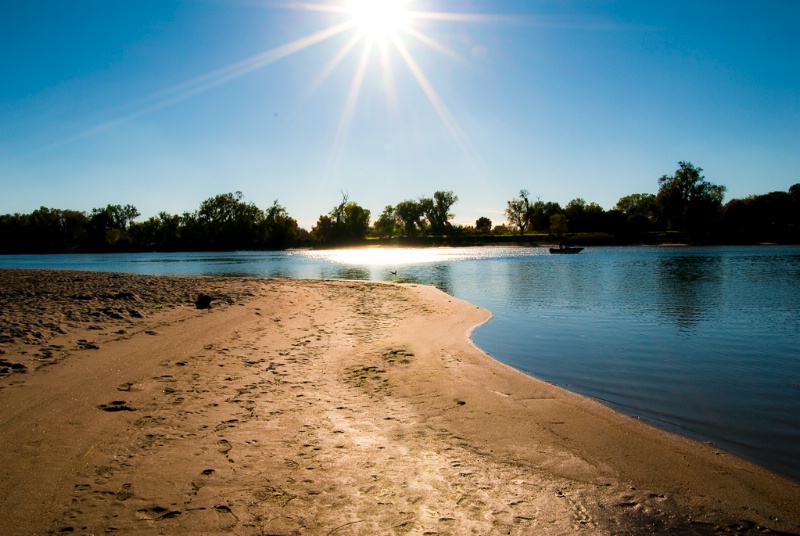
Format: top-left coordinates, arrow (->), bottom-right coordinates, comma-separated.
614,193 -> 658,235
196,191 -> 264,249
564,198 -> 605,232
615,193 -> 657,221
528,200 -> 563,232
657,162 -> 726,233
395,199 -> 425,237
373,206 -> 397,239
421,191 -> 458,235
721,186 -> 799,242
263,200 -> 299,249
564,199 -> 586,220
89,204 -> 140,248
311,215 -> 335,243
341,202 -> 371,241
312,193 -> 371,244
475,217 -> 492,234
505,189 -> 532,235
25,207 -> 89,251
129,211 -> 181,250
549,213 -> 569,238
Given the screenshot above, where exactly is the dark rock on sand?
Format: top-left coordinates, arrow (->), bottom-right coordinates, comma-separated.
195,294 -> 212,309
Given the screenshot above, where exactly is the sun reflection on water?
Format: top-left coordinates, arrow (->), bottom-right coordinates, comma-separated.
303,247 -> 458,266
300,246 -> 542,266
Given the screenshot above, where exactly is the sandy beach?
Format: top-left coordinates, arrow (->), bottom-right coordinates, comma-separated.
0,269 -> 798,535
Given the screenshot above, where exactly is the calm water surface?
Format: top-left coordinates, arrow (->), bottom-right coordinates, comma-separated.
2,246 -> 799,481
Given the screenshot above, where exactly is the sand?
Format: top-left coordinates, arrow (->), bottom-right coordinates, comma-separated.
0,269 -> 798,535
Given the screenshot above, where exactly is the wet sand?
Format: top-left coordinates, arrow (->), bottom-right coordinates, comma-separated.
0,269 -> 798,535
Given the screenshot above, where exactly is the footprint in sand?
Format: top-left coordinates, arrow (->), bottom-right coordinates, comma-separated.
98,400 -> 135,412
191,469 -> 216,494
214,504 -> 238,530
135,505 -> 181,520
217,439 -> 232,455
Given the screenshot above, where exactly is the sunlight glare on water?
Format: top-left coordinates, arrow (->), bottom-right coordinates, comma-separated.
302,246 -> 526,266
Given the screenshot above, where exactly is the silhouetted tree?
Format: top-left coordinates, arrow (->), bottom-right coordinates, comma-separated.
421,191 -> 458,235
395,200 -> 425,237
311,215 -> 335,243
373,206 -> 397,239
615,193 -> 658,221
195,192 -> 263,249
564,198 -> 605,232
721,185 -> 799,242
129,211 -> 181,250
373,206 -> 396,239
263,200 -> 299,249
88,204 -> 140,249
312,193 -> 371,244
505,190 -> 532,235
549,213 -> 569,238
475,217 -> 492,234
614,193 -> 659,235
528,200 -> 563,232
656,162 -> 725,234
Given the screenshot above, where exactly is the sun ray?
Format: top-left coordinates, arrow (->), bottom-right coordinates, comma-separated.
40,20 -> 357,155
306,31 -> 364,99
25,0 -> 503,183
377,38 -> 400,125
271,2 -> 350,15
391,35 -> 487,177
326,37 -> 374,180
402,25 -> 469,66
145,20 -> 356,109
405,10 -> 519,24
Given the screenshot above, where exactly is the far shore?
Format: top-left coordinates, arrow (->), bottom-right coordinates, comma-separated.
1,269 -> 798,534
4,232 -> 800,257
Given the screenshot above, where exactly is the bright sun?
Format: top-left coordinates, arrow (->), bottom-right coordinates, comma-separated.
347,0 -> 410,40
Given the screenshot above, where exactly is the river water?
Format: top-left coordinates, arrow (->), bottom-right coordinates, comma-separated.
2,245 -> 799,482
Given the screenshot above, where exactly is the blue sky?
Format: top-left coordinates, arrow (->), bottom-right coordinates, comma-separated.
1,0 -> 798,229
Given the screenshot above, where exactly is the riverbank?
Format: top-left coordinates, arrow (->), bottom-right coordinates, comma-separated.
0,269 -> 797,534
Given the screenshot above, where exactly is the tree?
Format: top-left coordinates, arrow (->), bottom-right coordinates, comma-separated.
312,192 -> 371,244
395,199 -> 425,237
373,205 -> 397,238
90,204 -> 139,232
528,200 -> 563,232
549,213 -> 569,238
791,184 -> 800,228
475,217 -> 492,234
656,162 -> 726,234
615,193 -> 657,221
564,198 -> 604,232
614,193 -> 658,235
311,215 -> 335,243
196,192 -> 264,249
505,189 -> 532,235
263,200 -> 299,249
129,211 -> 181,250
421,191 -> 458,235
721,186 -> 799,242
341,202 -> 371,241
89,204 -> 140,248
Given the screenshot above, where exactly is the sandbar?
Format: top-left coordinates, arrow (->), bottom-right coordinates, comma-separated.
0,269 -> 798,535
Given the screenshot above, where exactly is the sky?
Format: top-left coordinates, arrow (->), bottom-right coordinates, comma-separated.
1,0 -> 798,229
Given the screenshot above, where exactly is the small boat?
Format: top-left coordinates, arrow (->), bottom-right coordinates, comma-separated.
549,246 -> 584,254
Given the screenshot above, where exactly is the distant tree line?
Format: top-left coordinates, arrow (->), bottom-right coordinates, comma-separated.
504,162 -> 799,244
1,162 -> 798,253
0,192 -> 301,253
